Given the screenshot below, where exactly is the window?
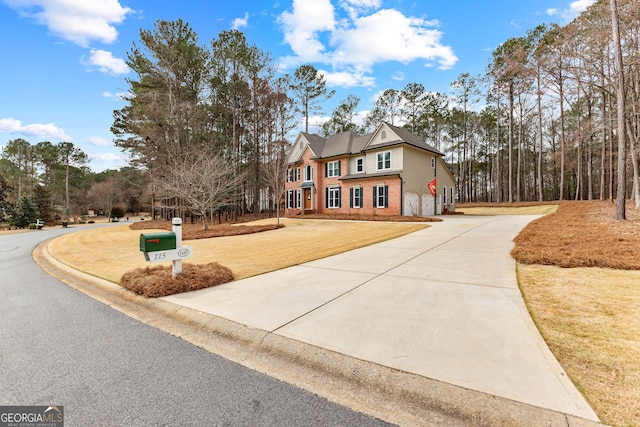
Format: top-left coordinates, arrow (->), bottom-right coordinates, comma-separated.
326,161 -> 341,177
304,164 -> 313,181
356,158 -> 364,173
450,187 -> 455,205
373,185 -> 388,208
326,187 -> 341,208
443,186 -> 447,205
381,130 -> 386,140
431,157 -> 436,169
296,189 -> 302,208
287,190 -> 294,209
350,187 -> 362,208
287,168 -> 301,182
377,151 -> 391,170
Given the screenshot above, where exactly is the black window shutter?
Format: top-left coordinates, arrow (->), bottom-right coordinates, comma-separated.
338,188 -> 341,208
325,163 -> 328,177
373,187 -> 376,207
384,185 -> 389,207
325,187 -> 329,208
350,188 -> 353,208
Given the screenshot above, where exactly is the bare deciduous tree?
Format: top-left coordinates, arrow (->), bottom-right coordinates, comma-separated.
161,152 -> 246,230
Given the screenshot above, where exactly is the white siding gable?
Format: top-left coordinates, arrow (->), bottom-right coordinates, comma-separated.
287,135 -> 309,163
366,123 -> 401,147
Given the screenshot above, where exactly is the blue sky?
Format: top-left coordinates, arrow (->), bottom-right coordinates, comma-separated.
0,0 -> 595,172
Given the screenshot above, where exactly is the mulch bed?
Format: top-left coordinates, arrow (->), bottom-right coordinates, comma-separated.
510,200 -> 640,270
120,262 -> 234,298
285,213 -> 442,222
130,219 -> 284,240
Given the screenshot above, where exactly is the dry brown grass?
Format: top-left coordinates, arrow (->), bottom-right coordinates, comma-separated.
48,217 -> 428,287
120,262 -> 234,297
518,265 -> 640,427
490,200 -> 640,427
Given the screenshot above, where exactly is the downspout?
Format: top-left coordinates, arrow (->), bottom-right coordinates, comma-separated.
400,177 -> 403,216
434,154 -> 438,216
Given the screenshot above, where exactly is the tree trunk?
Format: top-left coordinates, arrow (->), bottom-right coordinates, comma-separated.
610,0 -> 626,220
508,81 -> 514,203
559,74 -> 566,201
496,95 -> 501,202
537,64 -> 544,201
600,64 -> 607,200
627,120 -> 640,208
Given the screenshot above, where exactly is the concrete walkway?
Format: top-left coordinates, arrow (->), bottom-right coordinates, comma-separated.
163,215 -> 598,422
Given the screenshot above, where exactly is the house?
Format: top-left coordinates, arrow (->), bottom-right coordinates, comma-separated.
284,122 -> 456,217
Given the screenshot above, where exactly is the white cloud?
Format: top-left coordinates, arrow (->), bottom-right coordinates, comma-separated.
4,0 -> 133,47
331,9 -> 457,69
548,0 -> 596,23
343,0 -> 381,7
232,12 -> 249,29
278,0 -> 337,62
85,49 -> 129,75
0,117 -> 71,140
338,0 -> 381,20
278,1 -> 457,88
87,136 -> 111,146
90,152 -> 126,171
91,153 -> 121,162
320,68 -> 376,87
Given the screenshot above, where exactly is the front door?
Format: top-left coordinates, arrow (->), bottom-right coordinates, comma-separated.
303,188 -> 312,209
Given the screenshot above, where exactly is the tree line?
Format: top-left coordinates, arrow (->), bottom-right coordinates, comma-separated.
111,1 -> 637,225
0,138 -> 146,227
3,0 -> 637,226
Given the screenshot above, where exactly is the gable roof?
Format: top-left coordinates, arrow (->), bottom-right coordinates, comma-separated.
302,132 -> 326,155
365,122 -> 443,156
290,122 -> 443,162
287,132 -> 324,164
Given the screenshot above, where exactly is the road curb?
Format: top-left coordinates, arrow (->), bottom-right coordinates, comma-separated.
33,239 -> 605,427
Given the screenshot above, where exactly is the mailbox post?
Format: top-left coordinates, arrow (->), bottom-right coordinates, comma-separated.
172,217 -> 183,278
139,217 -> 193,278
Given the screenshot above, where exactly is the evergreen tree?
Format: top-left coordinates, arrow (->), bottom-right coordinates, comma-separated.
290,64 -> 335,133
10,196 -> 38,228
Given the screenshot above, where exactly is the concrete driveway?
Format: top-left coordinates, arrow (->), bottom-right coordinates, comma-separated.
163,214 -> 598,422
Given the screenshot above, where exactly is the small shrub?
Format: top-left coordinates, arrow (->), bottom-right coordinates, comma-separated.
120,262 -> 234,297
111,206 -> 125,219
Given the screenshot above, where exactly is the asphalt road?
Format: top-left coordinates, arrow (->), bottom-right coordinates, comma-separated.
0,225 -> 392,426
